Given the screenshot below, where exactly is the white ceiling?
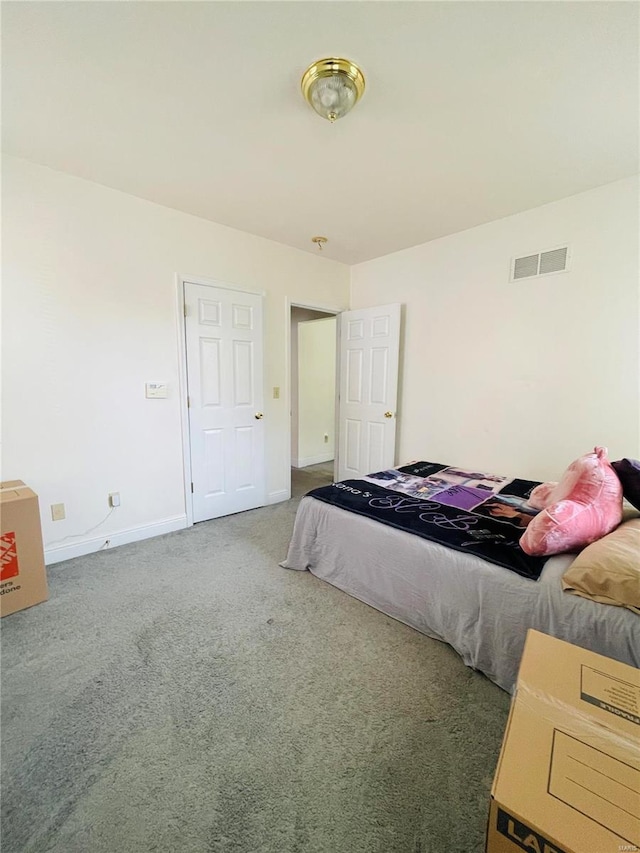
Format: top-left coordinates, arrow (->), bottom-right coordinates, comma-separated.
3,1 -> 639,264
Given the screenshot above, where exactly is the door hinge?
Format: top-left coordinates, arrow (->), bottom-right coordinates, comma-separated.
191,482 -> 194,493
184,304 -> 188,317
187,395 -> 190,408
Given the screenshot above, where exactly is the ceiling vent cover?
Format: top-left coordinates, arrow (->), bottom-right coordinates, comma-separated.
511,245 -> 570,282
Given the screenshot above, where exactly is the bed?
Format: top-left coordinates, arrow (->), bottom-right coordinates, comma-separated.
281,461 -> 640,692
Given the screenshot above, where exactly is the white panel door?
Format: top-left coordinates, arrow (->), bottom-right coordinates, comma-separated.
184,282 -> 265,522
337,303 -> 401,480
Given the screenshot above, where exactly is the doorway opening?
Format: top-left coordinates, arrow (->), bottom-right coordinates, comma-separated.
290,305 -> 338,500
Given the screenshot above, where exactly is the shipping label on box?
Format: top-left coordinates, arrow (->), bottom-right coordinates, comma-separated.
580,665 -> 640,726
1,531 -> 20,581
549,729 -> 639,846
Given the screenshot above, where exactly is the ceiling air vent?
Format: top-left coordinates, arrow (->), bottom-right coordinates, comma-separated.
510,245 -> 570,282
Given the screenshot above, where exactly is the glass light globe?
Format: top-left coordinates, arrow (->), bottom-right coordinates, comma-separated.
310,76 -> 357,122
301,58 -> 365,123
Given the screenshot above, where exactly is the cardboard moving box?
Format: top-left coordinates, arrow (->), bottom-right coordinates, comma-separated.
1,481 -> 48,616
487,630 -> 640,853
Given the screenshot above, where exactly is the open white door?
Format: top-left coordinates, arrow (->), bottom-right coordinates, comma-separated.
337,303 -> 401,480
184,281 -> 266,522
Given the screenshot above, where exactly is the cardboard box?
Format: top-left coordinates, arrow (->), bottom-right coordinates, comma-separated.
1,480 -> 48,616
487,630 -> 640,853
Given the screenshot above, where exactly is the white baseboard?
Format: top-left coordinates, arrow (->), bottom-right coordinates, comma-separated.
44,515 -> 189,565
295,453 -> 334,468
267,489 -> 289,505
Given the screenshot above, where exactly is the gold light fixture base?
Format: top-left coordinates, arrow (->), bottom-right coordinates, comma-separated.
311,236 -> 328,251
301,58 -> 365,123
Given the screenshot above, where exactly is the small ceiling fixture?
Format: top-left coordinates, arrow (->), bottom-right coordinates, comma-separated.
301,58 -> 365,123
311,236 -> 328,251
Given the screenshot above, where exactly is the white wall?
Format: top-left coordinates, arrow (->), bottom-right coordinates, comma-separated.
2,156 -> 350,561
5,157 -> 636,564
351,177 -> 640,481
297,317 -> 336,466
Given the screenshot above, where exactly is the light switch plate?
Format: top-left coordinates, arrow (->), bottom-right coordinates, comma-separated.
145,382 -> 168,399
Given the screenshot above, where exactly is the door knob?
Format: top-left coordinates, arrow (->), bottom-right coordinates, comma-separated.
255,412 -> 264,419
384,411 -> 394,418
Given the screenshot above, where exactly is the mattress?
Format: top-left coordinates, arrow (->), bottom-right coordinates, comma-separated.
281,497 -> 640,692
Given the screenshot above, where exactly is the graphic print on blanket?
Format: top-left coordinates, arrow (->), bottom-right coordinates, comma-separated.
307,461 -> 547,579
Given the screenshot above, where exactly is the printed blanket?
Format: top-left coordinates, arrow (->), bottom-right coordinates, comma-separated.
306,461 -> 548,580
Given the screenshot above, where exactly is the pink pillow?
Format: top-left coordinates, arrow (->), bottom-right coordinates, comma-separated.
520,447 -> 623,556
527,481 -> 557,510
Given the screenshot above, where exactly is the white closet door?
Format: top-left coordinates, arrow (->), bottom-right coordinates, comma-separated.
185,281 -> 265,521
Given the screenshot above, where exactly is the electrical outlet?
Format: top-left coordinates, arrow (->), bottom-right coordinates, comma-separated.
324,433 -> 329,443
51,503 -> 66,521
108,492 -> 121,508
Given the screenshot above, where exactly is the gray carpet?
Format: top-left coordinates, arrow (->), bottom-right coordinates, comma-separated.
1,463 -> 510,853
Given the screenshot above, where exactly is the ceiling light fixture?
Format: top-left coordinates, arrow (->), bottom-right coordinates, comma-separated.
301,58 -> 365,123
311,236 -> 328,251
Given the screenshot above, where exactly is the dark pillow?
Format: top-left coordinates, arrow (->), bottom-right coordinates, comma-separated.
611,458 -> 640,510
